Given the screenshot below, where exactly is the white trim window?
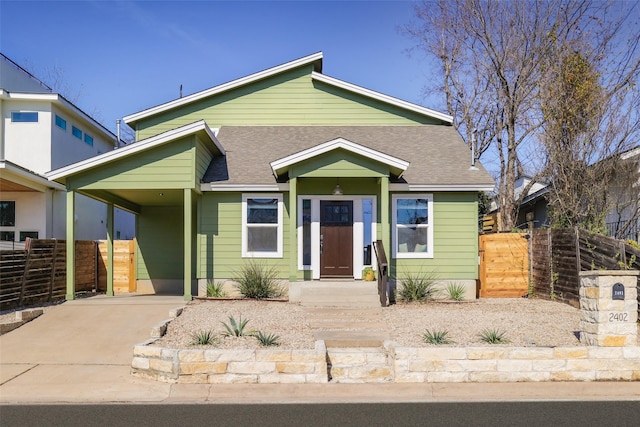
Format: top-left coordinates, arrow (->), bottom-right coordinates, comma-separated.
392,194 -> 433,258
242,194 -> 283,258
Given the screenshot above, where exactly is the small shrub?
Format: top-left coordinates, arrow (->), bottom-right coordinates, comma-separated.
221,315 -> 251,337
255,331 -> 281,347
479,328 -> 509,344
398,270 -> 439,302
423,329 -> 453,345
191,330 -> 216,346
234,260 -> 284,299
206,280 -> 228,298
445,282 -> 466,301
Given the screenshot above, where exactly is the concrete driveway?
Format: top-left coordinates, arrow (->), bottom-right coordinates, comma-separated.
0,294 -> 185,403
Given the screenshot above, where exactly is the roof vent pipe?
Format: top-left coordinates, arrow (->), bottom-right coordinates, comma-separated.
469,128 -> 479,170
116,119 -> 121,148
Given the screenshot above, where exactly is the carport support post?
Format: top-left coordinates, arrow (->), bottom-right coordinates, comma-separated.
289,177 -> 297,282
183,189 -> 193,301
106,203 -> 114,296
65,191 -> 75,300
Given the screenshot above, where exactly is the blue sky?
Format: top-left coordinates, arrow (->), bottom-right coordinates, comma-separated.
0,0 -> 441,136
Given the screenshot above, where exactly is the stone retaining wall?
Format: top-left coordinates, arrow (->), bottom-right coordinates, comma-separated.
132,341 -> 640,383
388,343 -> 640,382
131,340 -> 328,384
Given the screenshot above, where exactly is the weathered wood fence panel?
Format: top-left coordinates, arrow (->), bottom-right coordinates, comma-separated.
531,228 -> 640,315
479,233 -> 529,297
98,240 -> 136,293
0,239 -> 96,311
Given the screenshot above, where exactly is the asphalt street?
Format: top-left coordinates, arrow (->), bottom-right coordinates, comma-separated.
2,402 -> 640,427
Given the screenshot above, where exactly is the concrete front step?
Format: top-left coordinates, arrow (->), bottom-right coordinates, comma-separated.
314,330 -> 390,348
296,281 -> 381,308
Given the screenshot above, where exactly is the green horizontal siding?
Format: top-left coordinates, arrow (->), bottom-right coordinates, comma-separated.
67,136 -> 197,191
137,206 -> 184,280
391,192 -> 479,280
291,149 -> 387,178
135,65 -> 438,139
297,177 -> 380,195
198,193 -> 291,280
195,135 -> 214,186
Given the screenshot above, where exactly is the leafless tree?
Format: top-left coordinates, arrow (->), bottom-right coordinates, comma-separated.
406,0 -> 640,233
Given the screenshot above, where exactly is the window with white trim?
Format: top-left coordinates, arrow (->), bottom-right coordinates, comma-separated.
392,194 -> 433,258
242,194 -> 283,258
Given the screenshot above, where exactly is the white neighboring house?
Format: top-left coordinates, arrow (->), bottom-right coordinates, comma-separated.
606,146 -> 640,241
0,53 -> 134,248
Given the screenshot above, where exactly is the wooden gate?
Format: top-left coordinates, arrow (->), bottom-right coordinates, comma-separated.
98,239 -> 136,293
479,233 -> 529,297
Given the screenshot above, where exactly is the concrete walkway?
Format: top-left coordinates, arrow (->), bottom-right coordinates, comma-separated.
1,294 -> 639,404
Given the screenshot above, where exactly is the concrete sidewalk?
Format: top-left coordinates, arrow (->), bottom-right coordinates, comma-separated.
1,294 -> 639,404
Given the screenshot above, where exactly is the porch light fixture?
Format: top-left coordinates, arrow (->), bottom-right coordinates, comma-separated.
332,179 -> 343,196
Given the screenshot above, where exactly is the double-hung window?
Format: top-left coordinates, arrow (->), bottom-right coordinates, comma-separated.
392,194 -> 433,258
242,194 -> 283,258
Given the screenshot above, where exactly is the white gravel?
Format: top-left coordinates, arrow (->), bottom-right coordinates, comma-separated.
155,297 -> 610,350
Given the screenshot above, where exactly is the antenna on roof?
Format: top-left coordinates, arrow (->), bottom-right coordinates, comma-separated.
179,84 -> 183,98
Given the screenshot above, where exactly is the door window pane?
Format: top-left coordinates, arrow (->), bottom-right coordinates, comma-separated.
302,199 -> 311,266
0,201 -> 15,226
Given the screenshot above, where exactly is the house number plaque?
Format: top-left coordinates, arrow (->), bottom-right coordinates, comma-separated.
612,283 -> 625,301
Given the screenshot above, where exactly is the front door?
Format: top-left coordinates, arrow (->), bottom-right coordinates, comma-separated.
320,201 -> 353,277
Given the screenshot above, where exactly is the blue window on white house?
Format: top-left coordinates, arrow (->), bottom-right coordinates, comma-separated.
84,133 -> 94,146
392,194 -> 433,258
242,194 -> 283,258
72,126 -> 82,139
55,115 -> 67,130
11,112 -> 38,122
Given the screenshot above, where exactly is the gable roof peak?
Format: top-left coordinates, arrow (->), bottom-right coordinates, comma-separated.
123,52 -> 323,125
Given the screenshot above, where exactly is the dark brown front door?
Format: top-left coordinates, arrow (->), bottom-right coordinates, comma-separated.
320,201 -> 353,277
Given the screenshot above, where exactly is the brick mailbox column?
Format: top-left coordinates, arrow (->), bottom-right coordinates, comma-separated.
579,270 -> 639,347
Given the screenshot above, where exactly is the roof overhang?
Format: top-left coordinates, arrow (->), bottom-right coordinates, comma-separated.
311,73 -> 453,124
390,183 -> 495,192
46,120 -> 223,184
270,137 -> 410,178
1,160 -> 66,192
123,52 -> 324,126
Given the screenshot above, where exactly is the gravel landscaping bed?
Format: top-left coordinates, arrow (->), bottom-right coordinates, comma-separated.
154,297 -> 606,350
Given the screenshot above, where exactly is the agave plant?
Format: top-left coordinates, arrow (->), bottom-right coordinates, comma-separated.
190,329 -> 217,346
221,315 -> 251,337
254,330 -> 281,347
479,328 -> 509,344
206,280 -> 228,298
423,328 -> 453,345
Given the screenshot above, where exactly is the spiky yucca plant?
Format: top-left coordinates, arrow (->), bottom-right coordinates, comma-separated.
423,329 -> 453,345
254,331 -> 281,347
190,329 -> 217,346
479,328 -> 509,344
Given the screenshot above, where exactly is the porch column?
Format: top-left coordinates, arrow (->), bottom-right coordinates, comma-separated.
380,176 -> 390,252
106,202 -> 114,296
183,189 -> 193,301
65,190 -> 75,301
288,177 -> 297,282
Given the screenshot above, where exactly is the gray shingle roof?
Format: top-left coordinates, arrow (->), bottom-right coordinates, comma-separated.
203,126 -> 494,187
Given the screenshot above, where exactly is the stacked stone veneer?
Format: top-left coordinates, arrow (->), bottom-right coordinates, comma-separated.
131,340 -> 328,384
132,340 -> 640,383
387,344 -> 640,382
579,271 -> 638,347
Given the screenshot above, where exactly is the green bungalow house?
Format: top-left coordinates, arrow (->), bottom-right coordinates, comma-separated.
46,52 -> 494,302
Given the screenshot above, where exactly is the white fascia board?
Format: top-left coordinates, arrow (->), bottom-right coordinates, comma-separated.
47,120 -> 221,181
124,52 -> 324,125
390,184 -> 495,192
270,137 -> 409,176
622,146 -> 640,160
203,183 -> 290,192
312,72 -> 453,124
1,161 -> 66,191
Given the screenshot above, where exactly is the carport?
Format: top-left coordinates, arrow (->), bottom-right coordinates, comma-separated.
46,121 -> 224,301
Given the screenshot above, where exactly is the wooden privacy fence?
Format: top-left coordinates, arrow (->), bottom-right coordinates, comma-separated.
531,228 -> 640,314
0,239 -> 96,311
97,239 -> 136,293
478,233 -> 529,297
